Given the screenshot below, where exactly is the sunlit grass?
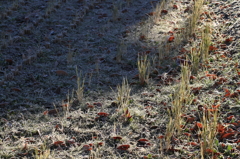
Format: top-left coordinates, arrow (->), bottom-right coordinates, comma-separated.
166,64 -> 193,148
116,77 -> 131,110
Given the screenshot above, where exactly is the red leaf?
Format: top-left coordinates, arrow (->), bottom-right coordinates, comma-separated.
209,45 -> 218,51
223,88 -> 231,97
126,114 -> 132,119
173,5 -> 178,9
97,112 -> 109,117
138,138 -> 149,142
188,142 -> 198,146
56,70 -> 68,76
212,104 -> 221,109
122,9 -> 128,13
145,50 -> 151,54
0,102 -> 9,106
5,59 -> 13,65
180,48 -> 188,53
186,117 -> 196,123
145,106 -> 153,109
66,140 -> 75,145
11,88 -> 21,92
207,108 -> 218,112
125,108 -> 129,115
221,143 -> 226,148
168,31 -> 174,35
132,74 -> 139,79
220,54 -> 227,58
161,10 -> 168,14
148,12 -> 156,16
205,148 -> 214,153
158,135 -> 164,139
217,77 -> 227,83
217,124 -> 226,134
183,133 -> 191,137
48,109 -> 59,115
226,115 -> 234,120
82,144 -> 92,151
53,141 -> 64,146
43,110 -> 48,115
98,142 -> 104,146
43,109 -> 58,115
17,153 -> 28,157
139,35 -> 146,41
110,74 -> 121,77
225,37 -> 233,43
229,92 -> 239,98
223,88 -> 230,93
93,102 -> 102,107
190,75 -> 196,80
205,73 -> 217,80
92,136 -> 97,140
55,124 -> 60,130
70,75 -> 77,80
196,122 -> 203,128
221,133 -> 235,139
117,144 -> 130,150
112,136 -> 122,140
87,105 -> 94,108
168,36 -> 174,42
191,86 -> 202,91
184,8 -> 190,13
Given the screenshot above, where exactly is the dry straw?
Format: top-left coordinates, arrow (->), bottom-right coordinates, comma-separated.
137,53 -> 150,86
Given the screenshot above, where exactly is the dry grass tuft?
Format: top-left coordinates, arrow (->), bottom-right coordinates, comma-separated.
200,101 -> 219,159
34,142 -> 51,159
75,67 -> 85,103
186,0 -> 204,38
166,64 -> 193,148
116,78 -> 131,110
189,45 -> 201,75
200,24 -> 211,63
137,53 -> 150,86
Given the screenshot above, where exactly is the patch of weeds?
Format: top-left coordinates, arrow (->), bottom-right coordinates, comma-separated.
165,64 -> 193,149
75,67 -> 85,104
189,45 -> 201,75
67,47 -> 74,64
33,141 -> 51,159
112,2 -> 119,21
115,78 -> 131,110
200,24 -> 211,63
137,53 -> 150,86
186,0 -> 204,38
116,39 -> 127,63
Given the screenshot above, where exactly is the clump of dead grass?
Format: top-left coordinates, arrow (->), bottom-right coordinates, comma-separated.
186,0 -> 204,38
75,67 -> 85,104
200,24 -> 211,63
165,64 -> 193,149
115,78 -> 131,110
137,53 -> 150,86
